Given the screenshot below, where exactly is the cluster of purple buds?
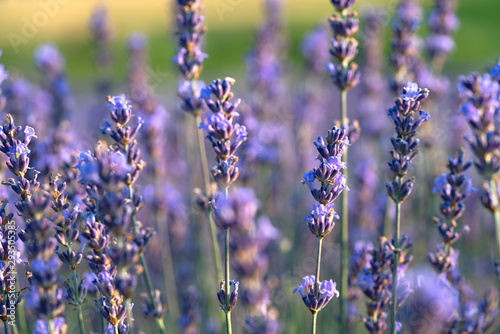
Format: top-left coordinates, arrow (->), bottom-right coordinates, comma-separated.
0,114 -> 70,329
173,0 -> 207,81
386,82 -> 430,204
199,78 -> 247,189
428,150 -> 472,273
217,280 -> 239,313
390,0 -> 423,93
302,126 -> 348,237
327,0 -> 360,91
356,238 -> 394,333
0,115 -> 36,179
77,95 -> 163,327
426,0 -> 459,70
293,275 -> 339,314
458,70 -> 500,191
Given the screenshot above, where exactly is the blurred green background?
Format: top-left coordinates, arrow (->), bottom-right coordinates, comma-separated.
0,0 -> 499,90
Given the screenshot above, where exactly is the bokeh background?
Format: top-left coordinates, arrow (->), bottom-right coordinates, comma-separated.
1,0 -> 500,333
0,0 -> 499,86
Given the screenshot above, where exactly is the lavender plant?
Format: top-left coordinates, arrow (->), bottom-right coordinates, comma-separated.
326,1 -> 360,329
126,31 -> 180,322
428,150 -> 472,275
458,69 -> 500,276
386,82 -> 430,333
295,125 -> 348,333
427,151 -> 472,332
0,113 -> 69,333
76,94 -> 166,333
200,77 -> 247,334
173,0 -> 224,296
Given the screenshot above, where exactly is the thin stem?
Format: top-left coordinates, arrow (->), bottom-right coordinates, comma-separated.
489,179 -> 500,260
195,113 -> 223,284
16,300 -> 27,334
390,178 -> 402,334
114,324 -> 119,334
339,88 -> 349,334
11,323 -> 18,334
311,313 -> 317,334
156,318 -> 166,334
48,320 -> 55,334
224,228 -> 233,334
4,320 -> 9,334
314,238 -> 323,295
71,268 -> 85,334
66,244 -> 85,334
126,298 -> 134,334
311,237 -> 323,334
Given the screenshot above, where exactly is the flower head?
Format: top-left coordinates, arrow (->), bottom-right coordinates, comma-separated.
293,275 -> 339,314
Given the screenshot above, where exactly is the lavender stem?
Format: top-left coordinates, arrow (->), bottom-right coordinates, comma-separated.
339,88 -> 349,334
391,178 -> 402,334
48,320 -> 55,334
224,227 -> 233,334
312,237 -> 323,334
314,238 -> 323,296
68,245 -> 85,334
195,113 -> 223,284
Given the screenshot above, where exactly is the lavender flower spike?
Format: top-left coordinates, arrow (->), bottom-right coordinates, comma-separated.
386,82 -> 430,334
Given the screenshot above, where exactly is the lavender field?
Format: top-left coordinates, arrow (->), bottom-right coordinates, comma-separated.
0,0 -> 500,333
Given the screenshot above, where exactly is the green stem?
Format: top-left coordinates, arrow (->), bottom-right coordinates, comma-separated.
48,320 -> 54,334
489,179 -> 500,261
66,244 -> 85,334
311,313 -> 317,334
11,323 -> 18,334
195,113 -> 223,284
71,268 -> 85,334
16,300 -> 27,334
314,238 -> 323,295
4,320 -> 9,334
391,179 -> 402,334
156,318 -> 166,334
224,228 -> 232,334
312,237 -> 323,334
126,298 -> 134,334
339,88 -> 349,334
